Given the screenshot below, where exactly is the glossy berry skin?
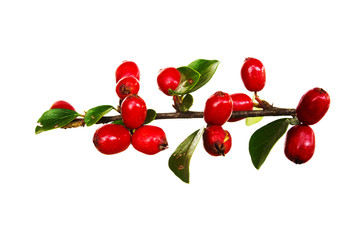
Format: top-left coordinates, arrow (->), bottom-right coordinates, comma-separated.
157,67 -> 181,96
228,93 -> 253,122
50,100 -> 76,111
93,124 -> 131,155
115,76 -> 140,100
240,57 -> 266,92
204,91 -> 233,126
296,88 -> 330,125
203,125 -> 232,156
115,61 -> 140,83
284,125 -> 315,164
131,125 -> 168,155
121,94 -> 147,130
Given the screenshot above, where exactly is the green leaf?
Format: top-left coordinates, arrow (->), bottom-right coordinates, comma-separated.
144,109 -> 157,124
35,109 -> 80,134
246,116 -> 263,126
249,118 -> 290,170
112,119 -> 124,125
169,66 -> 200,96
187,59 -> 220,92
179,94 -> 193,113
169,128 -> 204,183
84,105 -> 114,126
245,107 -> 263,126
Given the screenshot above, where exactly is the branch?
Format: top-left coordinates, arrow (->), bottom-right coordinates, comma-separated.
62,107 -> 296,129
156,108 -> 296,120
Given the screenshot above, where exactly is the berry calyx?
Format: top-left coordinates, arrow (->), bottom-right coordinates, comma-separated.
241,57 -> 266,92
121,94 -> 147,130
284,124 -> 315,164
115,76 -> 140,100
115,61 -> 140,83
157,67 -> 181,96
50,100 -> 76,111
203,125 -> 232,156
228,93 -> 253,122
204,91 -> 233,126
296,87 -> 330,125
131,125 -> 168,155
93,124 -> 131,155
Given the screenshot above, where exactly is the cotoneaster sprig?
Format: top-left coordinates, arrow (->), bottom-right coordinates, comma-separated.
35,58 -> 330,183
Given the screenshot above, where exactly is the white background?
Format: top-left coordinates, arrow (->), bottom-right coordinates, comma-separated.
1,1 -> 360,239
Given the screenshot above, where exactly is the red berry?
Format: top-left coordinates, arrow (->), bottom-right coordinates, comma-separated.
121,94 -> 147,130
115,76 -> 140,100
296,88 -> 330,125
50,100 -> 76,111
203,125 -> 232,156
115,61 -> 140,83
284,125 -> 315,164
204,91 -> 233,126
228,93 -> 253,122
157,67 -> 181,96
93,124 -> 131,155
240,57 -> 266,92
131,125 -> 168,155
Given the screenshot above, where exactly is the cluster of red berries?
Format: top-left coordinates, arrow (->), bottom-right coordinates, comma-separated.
200,57 -> 330,165
154,58 -> 262,157
51,61 -> 168,155
240,57 -> 330,165
91,61 -> 168,155
48,62 -> 184,156
285,87 -> 330,164
202,92 -> 233,156
201,58 -> 263,157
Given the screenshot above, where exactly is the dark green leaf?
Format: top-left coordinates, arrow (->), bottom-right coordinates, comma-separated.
169,66 -> 200,96
144,109 -> 157,124
112,119 -> 124,125
249,118 -> 290,170
169,128 -> 204,183
84,105 -> 114,126
35,109 -> 80,134
187,59 -> 220,92
179,94 -> 193,113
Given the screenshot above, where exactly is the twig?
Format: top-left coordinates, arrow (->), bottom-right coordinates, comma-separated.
62,108 -> 296,129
